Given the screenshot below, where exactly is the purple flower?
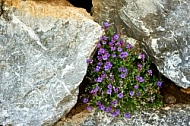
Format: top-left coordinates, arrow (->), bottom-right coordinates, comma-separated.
97,62 -> 103,66
157,81 -> 162,87
135,76 -> 144,82
126,43 -> 133,49
86,106 -> 92,111
107,89 -> 112,95
119,52 -> 128,58
100,35 -> 108,41
108,84 -> 112,89
138,77 -> 144,82
117,47 -> 123,52
124,113 -> 131,119
120,73 -> 126,79
117,92 -> 123,99
101,72 -> 106,79
97,56 -> 102,61
114,88 -> 119,93
129,91 -> 134,96
98,104 -> 105,111
97,101 -> 101,106
86,59 -> 93,64
97,42 -> 101,48
115,41 -> 121,46
122,68 -> 127,73
106,106 -> 112,113
98,48 -> 106,55
119,40 -> 124,46
94,66 -> 101,72
148,70 -> 152,76
83,98 -> 88,103
135,75 -> 140,79
111,100 -> 118,106
115,109 -> 120,115
90,89 -> 95,94
104,22 -> 109,28
118,67 -> 127,73
109,42 -> 114,47
134,85 -> 138,90
137,64 -> 142,70
104,61 -> 112,71
111,112 -> 117,117
136,92 -> 140,96
102,53 -> 110,60
94,85 -> 99,92
111,46 -> 116,51
111,109 -> 120,117
118,67 -> 123,72
96,77 -> 103,82
102,41 -> 107,44
140,53 -> 145,61
112,53 -> 116,58
113,34 -> 119,40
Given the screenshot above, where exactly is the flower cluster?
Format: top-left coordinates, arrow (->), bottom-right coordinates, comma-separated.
83,22 -> 163,118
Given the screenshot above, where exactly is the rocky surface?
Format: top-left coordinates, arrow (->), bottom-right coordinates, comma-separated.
55,104 -> 190,126
92,0 -> 190,88
0,0 -> 102,125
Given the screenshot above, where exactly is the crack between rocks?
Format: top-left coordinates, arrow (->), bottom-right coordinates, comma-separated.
0,0 -> 5,16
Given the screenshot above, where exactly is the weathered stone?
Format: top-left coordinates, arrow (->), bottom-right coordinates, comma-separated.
0,0 -> 102,125
92,0 -> 190,88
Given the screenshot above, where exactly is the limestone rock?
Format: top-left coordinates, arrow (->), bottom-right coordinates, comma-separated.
0,0 -> 102,125
92,0 -> 190,88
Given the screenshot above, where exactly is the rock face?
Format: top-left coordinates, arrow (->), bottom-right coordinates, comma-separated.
0,0 -> 102,125
92,0 -> 190,88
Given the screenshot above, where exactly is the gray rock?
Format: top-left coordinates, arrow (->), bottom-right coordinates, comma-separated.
92,0 -> 190,88
0,1 -> 102,125
81,104 -> 190,126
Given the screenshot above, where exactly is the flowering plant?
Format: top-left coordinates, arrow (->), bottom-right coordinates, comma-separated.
83,22 -> 163,118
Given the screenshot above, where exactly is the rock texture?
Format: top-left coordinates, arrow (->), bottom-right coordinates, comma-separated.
92,0 -> 190,88
0,0 -> 102,125
54,104 -> 190,126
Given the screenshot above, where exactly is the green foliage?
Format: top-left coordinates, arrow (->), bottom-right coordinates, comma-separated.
83,22 -> 163,118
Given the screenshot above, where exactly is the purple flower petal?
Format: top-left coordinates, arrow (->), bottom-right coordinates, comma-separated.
86,59 -> 93,64
107,89 -> 112,95
104,22 -> 109,28
157,81 -> 162,87
148,70 -> 152,76
129,91 -> 134,97
117,92 -> 123,99
120,73 -> 126,79
83,98 -> 88,103
134,85 -> 138,90
126,44 -> 133,49
119,52 -> 128,58
117,47 -> 122,52
108,84 -> 113,89
86,106 -> 92,111
140,53 -> 145,61
124,113 -> 131,119
98,104 -> 105,111
106,106 -> 112,113
113,34 -> 119,40
97,101 -> 101,106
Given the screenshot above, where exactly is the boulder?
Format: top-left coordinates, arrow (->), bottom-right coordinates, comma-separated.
92,0 -> 190,88
0,0 -> 102,125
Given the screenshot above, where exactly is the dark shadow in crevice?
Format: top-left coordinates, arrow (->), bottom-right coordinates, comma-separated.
67,0 -> 92,13
65,75 -> 90,118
